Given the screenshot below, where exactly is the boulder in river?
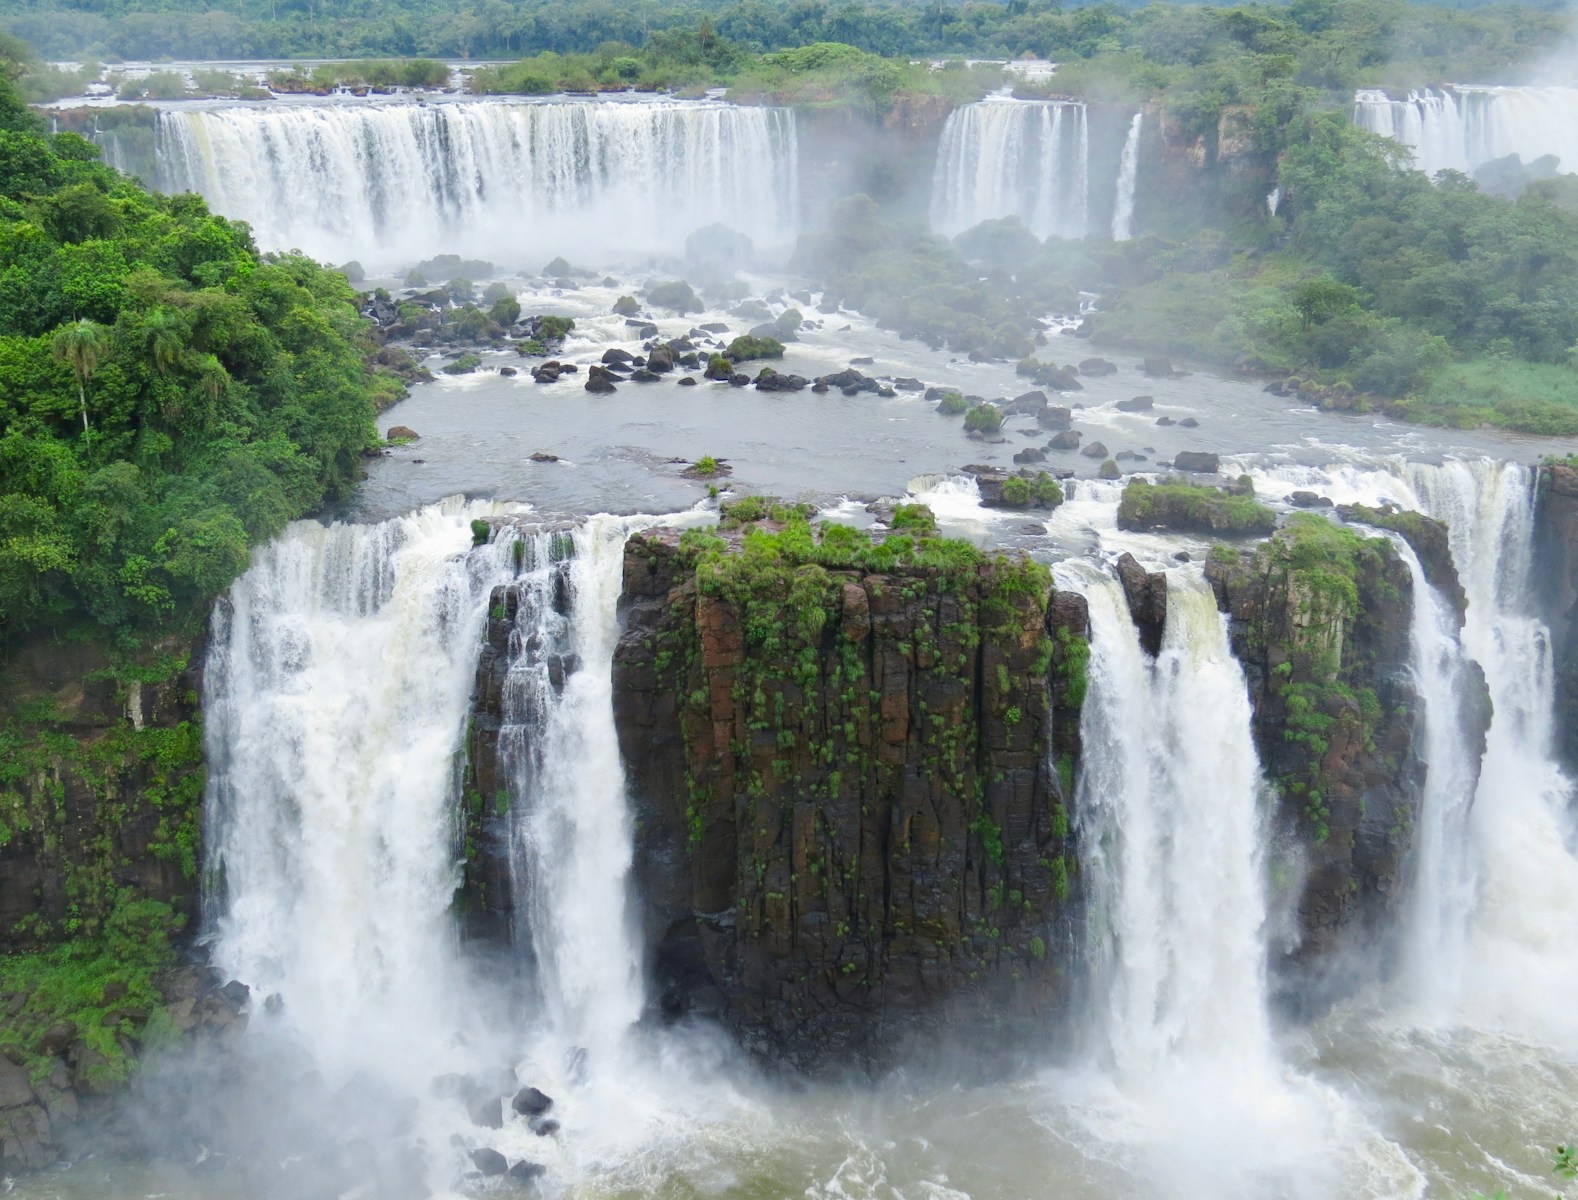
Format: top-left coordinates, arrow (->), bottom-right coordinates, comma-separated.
386,426 -> 419,442
470,1148 -> 508,1176
1047,429 -> 1082,450
1173,451 -> 1220,473
1116,396 -> 1153,412
511,1086 -> 553,1117
1077,357 -> 1117,376
1080,441 -> 1109,458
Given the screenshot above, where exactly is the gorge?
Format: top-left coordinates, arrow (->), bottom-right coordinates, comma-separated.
6,50 -> 1578,1200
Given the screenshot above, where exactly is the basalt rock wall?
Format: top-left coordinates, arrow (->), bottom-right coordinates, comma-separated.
610,529 -> 1087,1069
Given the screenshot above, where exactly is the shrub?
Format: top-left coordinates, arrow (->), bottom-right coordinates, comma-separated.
963,403 -> 1004,434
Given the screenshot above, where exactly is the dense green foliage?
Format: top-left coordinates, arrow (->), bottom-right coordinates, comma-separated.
0,895 -> 181,1088
3,0 -> 1563,86
0,62 -> 386,639
1117,479 -> 1278,535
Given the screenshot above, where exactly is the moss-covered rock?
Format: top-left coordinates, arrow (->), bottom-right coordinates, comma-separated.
1117,479 -> 1277,536
610,518 -> 1081,1069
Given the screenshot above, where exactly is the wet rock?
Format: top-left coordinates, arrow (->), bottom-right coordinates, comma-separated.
585,374 -> 617,394
499,366 -> 518,377
528,1116 -> 560,1137
1173,451 -> 1220,473
1155,416 -> 1175,426
512,1087 -> 553,1117
892,377 -> 924,392
1046,430 -> 1082,450
468,1095 -> 503,1129
754,368 -> 809,392
1036,406 -> 1073,431
1013,447 -> 1047,464
699,321 -> 729,333
0,1057 -> 34,1107
1116,396 -> 1153,412
1179,417 -> 1200,428
1005,389 -> 1048,416
729,373 -> 750,387
678,376 -> 698,386
602,348 -> 635,365
613,296 -> 641,316
1077,357 -> 1117,376
1115,552 -> 1168,657
508,1161 -> 547,1183
630,369 -> 661,382
386,425 -> 419,441
647,346 -> 676,373
1079,441 -> 1108,458
1288,491 -> 1332,509
1141,356 -> 1174,377
530,452 -> 560,463
471,1147 -> 508,1176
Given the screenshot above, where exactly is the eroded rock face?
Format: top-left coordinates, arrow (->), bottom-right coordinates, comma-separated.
1535,464 -> 1578,771
611,531 -> 1087,1069
1206,520 -> 1487,1014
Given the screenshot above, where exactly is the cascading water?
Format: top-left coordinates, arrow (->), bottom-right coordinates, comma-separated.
1076,569 -> 1273,1079
496,516 -> 650,1062
929,97 -> 1090,239
202,498 -> 520,1084
1403,461 -> 1578,1044
1388,536 -> 1479,1010
156,98 -> 800,265
1353,85 -> 1578,178
1110,112 -> 1143,242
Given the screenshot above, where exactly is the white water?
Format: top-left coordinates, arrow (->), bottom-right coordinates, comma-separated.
1242,457 -> 1578,1039
1390,537 -> 1478,1011
1077,569 -> 1273,1078
202,498 -> 521,1084
1353,85 -> 1578,178
930,96 -> 1090,239
156,98 -> 799,266
1110,112 -> 1142,242
497,517 -> 651,1061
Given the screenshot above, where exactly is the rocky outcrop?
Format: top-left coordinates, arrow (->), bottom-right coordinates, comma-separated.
0,637 -> 204,955
1536,463 -> 1578,770
1205,515 -> 1484,1014
612,528 -> 1085,1068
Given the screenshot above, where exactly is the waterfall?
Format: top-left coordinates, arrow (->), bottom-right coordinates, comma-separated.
202,498 -> 520,1083
1388,536 -> 1478,1010
1076,569 -> 1273,1078
1110,112 -> 1142,242
1353,85 -> 1578,178
495,516 -> 651,1063
1404,461 -> 1578,1043
155,98 -> 800,266
930,97 -> 1090,240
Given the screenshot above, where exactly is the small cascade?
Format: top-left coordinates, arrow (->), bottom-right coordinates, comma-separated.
202,499 -> 520,1083
155,98 -> 800,265
930,97 -> 1090,240
495,516 -> 652,1063
1388,536 -> 1478,1009
1353,85 -> 1578,178
1110,112 -> 1143,241
1076,568 -> 1273,1078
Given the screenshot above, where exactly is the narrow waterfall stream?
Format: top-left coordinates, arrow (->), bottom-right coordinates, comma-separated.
1110,113 -> 1143,242
1389,537 -> 1478,1012
1077,571 -> 1273,1079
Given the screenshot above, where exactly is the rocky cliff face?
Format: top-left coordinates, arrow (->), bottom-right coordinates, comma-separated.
610,527 -> 1085,1068
0,637 -> 204,953
1535,464 -> 1578,772
1205,514 -> 1483,1013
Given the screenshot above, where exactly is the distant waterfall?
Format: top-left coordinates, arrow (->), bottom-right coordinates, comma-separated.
930,97 -> 1090,239
1110,112 -> 1142,241
1076,570 -> 1273,1078
203,499 -> 520,1083
1353,85 -> 1578,178
156,97 -> 800,265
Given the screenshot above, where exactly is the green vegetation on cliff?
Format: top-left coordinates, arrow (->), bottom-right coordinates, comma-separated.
1117,479 -> 1277,536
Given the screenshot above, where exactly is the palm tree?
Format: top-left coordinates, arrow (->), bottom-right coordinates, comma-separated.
141,308 -> 185,376
50,319 -> 107,433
